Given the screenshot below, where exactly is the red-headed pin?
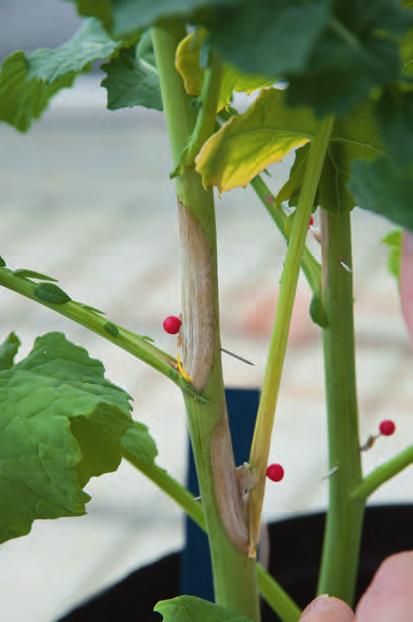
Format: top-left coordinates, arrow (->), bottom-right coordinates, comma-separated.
379,419 -> 396,437
163,315 -> 182,335
361,418 -> 397,451
266,463 -> 285,482
309,215 -> 315,228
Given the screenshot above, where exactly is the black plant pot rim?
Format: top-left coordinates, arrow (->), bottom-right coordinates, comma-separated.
59,503 -> 413,622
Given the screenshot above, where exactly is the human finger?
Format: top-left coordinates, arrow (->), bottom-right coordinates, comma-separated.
356,551 -> 413,622
299,594 -> 354,621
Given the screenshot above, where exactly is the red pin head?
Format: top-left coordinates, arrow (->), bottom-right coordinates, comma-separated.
266,463 -> 285,482
163,315 -> 182,335
379,419 -> 396,436
309,215 -> 314,228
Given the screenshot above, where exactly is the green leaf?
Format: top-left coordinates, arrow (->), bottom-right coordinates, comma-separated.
28,19 -> 119,83
115,0 -> 241,36
0,332 -> 132,543
176,29 -> 273,111
154,596 -> 253,622
0,257 -> 6,267
287,1 -> 413,116
318,105 -> 383,213
349,157 -> 413,231
204,0 -> 330,80
34,282 -> 71,304
0,52 -> 74,132
0,19 -> 121,132
310,293 -> 329,328
401,22 -> 413,77
382,229 -> 402,279
196,88 -> 317,191
284,107 -> 382,214
121,421 -> 158,467
101,45 -> 163,111
67,0 -> 240,37
284,144 -> 310,209
66,0 -> 113,29
13,269 -> 58,282
0,333 -> 21,371
375,89 -> 413,170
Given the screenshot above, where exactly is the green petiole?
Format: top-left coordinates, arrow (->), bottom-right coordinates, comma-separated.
0,266 -> 184,386
248,116 -> 334,555
352,445 -> 413,501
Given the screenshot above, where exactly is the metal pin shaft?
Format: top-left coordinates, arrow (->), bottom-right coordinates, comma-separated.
221,347 -> 255,366
321,465 -> 339,480
340,260 -> 352,273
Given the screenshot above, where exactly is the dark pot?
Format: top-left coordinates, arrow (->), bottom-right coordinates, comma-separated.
59,504 -> 413,621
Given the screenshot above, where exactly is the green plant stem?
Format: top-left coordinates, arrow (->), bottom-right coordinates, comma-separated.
152,22 -> 260,620
317,209 -> 364,604
352,445 -> 413,501
256,566 -> 301,622
0,267 -> 180,384
124,452 -> 301,622
185,52 -> 222,164
125,452 -> 204,526
248,117 -> 334,554
250,175 -> 321,295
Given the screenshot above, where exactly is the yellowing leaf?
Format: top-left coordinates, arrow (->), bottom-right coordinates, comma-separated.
175,29 -> 272,111
196,88 -> 317,191
176,31 -> 204,95
196,87 -> 383,194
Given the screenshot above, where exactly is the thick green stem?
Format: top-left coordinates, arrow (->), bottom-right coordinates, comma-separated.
152,22 -> 260,620
124,452 -> 301,622
185,53 -> 222,165
248,117 -> 334,554
317,209 -> 364,604
352,445 -> 413,501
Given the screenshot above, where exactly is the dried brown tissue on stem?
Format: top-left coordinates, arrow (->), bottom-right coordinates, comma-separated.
179,201 -> 215,391
211,408 -> 250,550
179,199 -> 249,550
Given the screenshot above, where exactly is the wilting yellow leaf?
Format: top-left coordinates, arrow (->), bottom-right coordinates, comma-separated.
175,29 -> 273,111
195,88 -> 319,191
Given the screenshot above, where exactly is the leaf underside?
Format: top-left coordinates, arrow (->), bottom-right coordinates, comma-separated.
101,43 -> 163,111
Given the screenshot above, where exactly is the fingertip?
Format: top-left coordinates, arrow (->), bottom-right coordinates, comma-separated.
356,550 -> 413,621
300,595 -> 354,621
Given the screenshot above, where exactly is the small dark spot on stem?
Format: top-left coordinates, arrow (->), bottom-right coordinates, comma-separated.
104,322 -> 119,337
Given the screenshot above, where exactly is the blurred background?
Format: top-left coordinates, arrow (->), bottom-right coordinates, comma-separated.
1,2 -> 412,621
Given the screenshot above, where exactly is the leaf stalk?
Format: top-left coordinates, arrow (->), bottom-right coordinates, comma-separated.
248,116 -> 334,555
352,445 -> 413,501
